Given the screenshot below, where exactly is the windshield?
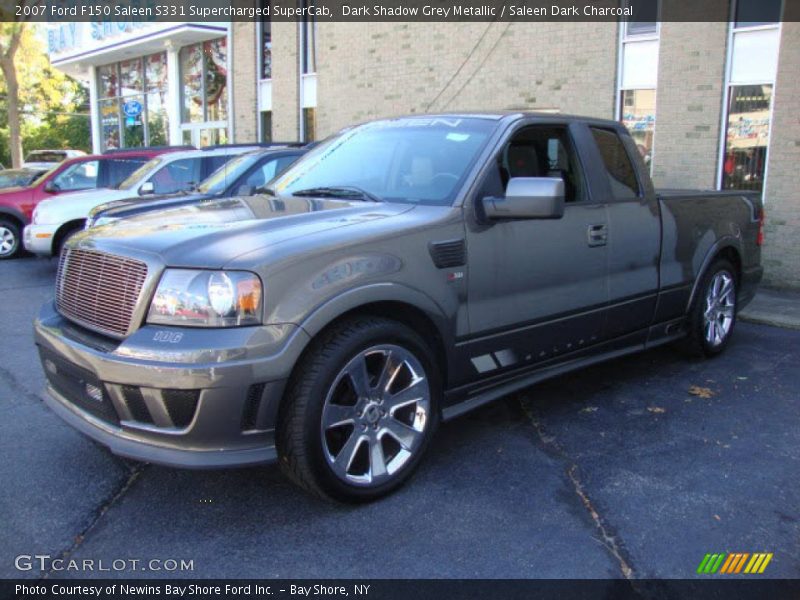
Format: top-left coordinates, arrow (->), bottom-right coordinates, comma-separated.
118,156 -> 163,190
197,152 -> 262,194
270,117 -> 497,206
25,151 -> 66,163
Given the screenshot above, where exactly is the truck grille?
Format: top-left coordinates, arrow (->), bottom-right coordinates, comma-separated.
56,248 -> 148,337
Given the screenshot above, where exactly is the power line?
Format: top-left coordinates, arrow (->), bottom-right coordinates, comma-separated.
424,20 -> 497,113
442,21 -> 514,111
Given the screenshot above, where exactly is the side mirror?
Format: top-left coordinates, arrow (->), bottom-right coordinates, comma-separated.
482,177 -> 565,220
43,180 -> 59,193
235,184 -> 255,197
139,181 -> 155,196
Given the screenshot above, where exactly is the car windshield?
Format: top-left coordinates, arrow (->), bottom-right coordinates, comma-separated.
25,151 -> 66,163
0,169 -> 42,187
269,117 -> 497,206
117,156 -> 163,190
197,152 -> 262,195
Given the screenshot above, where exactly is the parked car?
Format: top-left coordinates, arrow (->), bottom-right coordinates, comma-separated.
86,146 -> 306,229
24,145 -> 257,258
0,148 -> 184,260
22,149 -> 86,170
34,113 -> 763,502
0,168 -> 47,190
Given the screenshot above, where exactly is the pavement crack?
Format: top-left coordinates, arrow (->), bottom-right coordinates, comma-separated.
0,364 -> 46,405
39,462 -> 146,580
519,397 -> 635,581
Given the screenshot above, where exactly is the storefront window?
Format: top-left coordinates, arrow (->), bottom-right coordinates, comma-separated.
620,89 -> 656,169
625,0 -> 659,37
734,0 -> 781,28
261,111 -> 273,143
99,99 -> 120,150
180,38 -> 227,124
303,108 -> 317,143
96,52 -> 169,151
261,12 -> 272,79
205,39 -> 228,122
722,84 -> 772,193
181,43 -> 204,123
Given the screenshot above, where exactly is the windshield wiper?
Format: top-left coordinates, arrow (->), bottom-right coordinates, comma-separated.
291,186 -> 381,202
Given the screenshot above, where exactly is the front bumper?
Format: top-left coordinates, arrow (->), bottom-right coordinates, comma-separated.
23,223 -> 56,256
34,301 -> 310,468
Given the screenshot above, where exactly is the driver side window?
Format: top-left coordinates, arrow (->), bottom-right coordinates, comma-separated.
478,126 -> 584,203
52,161 -> 100,192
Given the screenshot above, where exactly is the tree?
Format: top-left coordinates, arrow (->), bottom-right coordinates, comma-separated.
0,23 -> 24,167
0,23 -> 90,167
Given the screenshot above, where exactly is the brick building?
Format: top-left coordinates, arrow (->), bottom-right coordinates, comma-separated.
48,1 -> 799,288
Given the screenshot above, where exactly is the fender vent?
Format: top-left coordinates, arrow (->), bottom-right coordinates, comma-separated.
429,239 -> 466,269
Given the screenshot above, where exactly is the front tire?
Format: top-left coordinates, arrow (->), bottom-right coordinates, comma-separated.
0,218 -> 22,260
277,317 -> 439,502
681,258 -> 738,357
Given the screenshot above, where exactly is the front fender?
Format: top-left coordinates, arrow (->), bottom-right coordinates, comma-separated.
297,282 -> 450,340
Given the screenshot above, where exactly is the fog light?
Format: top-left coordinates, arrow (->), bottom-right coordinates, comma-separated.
85,383 -> 103,403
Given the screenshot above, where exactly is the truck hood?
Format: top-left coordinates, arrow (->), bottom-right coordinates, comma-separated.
72,194 -> 415,268
36,188 -> 137,223
91,191 -> 212,222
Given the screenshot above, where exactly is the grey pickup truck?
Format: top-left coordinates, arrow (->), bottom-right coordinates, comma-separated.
34,113 -> 763,502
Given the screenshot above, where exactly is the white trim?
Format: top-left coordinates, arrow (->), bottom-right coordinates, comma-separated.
226,28 -> 234,143
166,44 -> 182,145
87,66 -> 101,153
256,19 -> 263,142
761,23 -> 782,203
731,23 -> 781,33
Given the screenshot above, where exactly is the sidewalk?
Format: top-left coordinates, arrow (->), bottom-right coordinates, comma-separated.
739,288 -> 800,330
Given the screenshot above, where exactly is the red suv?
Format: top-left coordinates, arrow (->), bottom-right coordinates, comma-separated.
0,147 -> 189,260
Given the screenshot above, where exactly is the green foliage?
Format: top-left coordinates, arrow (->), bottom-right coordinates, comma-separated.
0,24 -> 91,167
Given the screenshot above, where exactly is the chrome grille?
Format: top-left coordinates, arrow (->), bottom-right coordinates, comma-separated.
56,248 -> 148,338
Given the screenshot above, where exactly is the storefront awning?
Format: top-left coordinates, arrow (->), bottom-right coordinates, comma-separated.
48,22 -> 229,78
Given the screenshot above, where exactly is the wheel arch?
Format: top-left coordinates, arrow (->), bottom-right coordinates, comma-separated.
53,219 -> 86,255
291,284 -> 452,395
0,206 -> 26,228
686,238 -> 743,312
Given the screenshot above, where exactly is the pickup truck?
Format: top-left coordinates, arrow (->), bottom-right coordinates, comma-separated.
34,112 -> 763,502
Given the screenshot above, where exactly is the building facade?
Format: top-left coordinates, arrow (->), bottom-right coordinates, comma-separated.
48,1 -> 799,288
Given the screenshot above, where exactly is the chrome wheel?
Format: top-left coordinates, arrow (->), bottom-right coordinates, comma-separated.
321,344 -> 430,487
0,225 -> 17,257
703,271 -> 736,347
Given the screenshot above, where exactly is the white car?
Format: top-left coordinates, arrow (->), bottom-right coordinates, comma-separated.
24,146 -> 257,257
22,149 -> 86,170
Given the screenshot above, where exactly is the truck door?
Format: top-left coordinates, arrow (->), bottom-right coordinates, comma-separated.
586,126 -> 661,339
462,122 -> 610,377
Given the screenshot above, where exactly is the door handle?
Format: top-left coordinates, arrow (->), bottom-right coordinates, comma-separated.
587,223 -> 608,247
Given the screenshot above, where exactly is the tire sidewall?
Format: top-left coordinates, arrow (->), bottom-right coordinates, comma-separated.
301,320 -> 440,502
695,259 -> 738,357
0,218 -> 21,260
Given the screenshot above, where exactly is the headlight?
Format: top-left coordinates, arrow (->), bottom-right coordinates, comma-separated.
32,207 -> 41,225
147,269 -> 263,328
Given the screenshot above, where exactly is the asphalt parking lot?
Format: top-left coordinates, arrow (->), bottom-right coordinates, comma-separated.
1,256 -> 798,580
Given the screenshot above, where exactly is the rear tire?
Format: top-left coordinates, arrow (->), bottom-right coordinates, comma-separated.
0,218 -> 22,260
277,316 -> 440,502
679,258 -> 738,358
